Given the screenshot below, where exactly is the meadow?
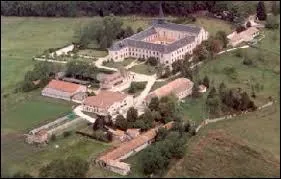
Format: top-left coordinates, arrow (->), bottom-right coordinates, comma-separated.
1,16 -> 151,177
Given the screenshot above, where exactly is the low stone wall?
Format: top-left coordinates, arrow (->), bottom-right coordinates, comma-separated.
195,101 -> 275,133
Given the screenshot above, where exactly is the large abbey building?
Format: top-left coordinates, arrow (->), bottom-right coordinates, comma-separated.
107,4 -> 209,66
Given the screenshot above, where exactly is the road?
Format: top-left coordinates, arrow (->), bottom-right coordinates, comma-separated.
73,105 -> 96,123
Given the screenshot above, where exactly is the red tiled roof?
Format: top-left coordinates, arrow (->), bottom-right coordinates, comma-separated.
99,122 -> 174,162
152,78 -> 193,98
45,79 -> 84,93
83,91 -> 128,109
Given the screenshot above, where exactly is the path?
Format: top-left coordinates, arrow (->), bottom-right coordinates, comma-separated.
73,105 -> 96,123
93,55 -> 158,116
33,57 -> 67,64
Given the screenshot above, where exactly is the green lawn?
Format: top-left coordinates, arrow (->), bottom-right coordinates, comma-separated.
2,133 -> 113,177
130,63 -> 157,75
77,49 -> 108,58
104,57 -> 136,68
1,90 -> 74,133
193,17 -> 233,36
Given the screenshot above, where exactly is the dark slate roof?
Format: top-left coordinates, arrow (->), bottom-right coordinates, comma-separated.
108,22 -> 202,53
130,27 -> 157,40
153,22 -> 201,34
165,36 -> 195,52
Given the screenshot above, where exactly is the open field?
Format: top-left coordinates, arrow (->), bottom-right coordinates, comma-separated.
130,63 -> 157,75
193,17 -> 233,36
1,90 -> 74,134
166,127 -> 280,177
77,48 -> 108,58
1,16 -> 151,177
1,132 -> 114,177
166,28 -> 280,177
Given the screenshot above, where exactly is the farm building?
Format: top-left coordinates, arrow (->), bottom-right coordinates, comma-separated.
95,121 -> 174,175
42,79 -> 87,102
107,3 -> 208,66
198,84 -> 207,93
227,27 -> 260,47
82,91 -> 134,116
25,129 -> 48,144
145,78 -> 194,104
97,69 -> 131,89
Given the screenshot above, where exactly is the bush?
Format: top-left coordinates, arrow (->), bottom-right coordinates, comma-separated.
223,67 -> 238,80
147,57 -> 158,66
63,131 -> 72,138
243,58 -> 253,66
236,25 -> 246,33
50,134 -> 56,141
128,82 -> 146,94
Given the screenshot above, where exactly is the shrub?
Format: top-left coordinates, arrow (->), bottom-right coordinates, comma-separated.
147,57 -> 158,66
223,67 -> 238,80
50,134 -> 56,141
236,25 -> 246,33
63,131 -> 72,138
243,58 -> 253,66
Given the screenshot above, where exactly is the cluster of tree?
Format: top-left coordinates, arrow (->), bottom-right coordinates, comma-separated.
128,82 -> 147,94
2,1 -> 232,17
156,64 -> 172,79
171,54 -> 193,80
115,107 -> 156,131
139,118 -> 196,176
115,95 -> 179,131
15,62 -> 63,93
65,60 -> 113,84
256,1 -> 267,21
77,15 -> 124,49
206,83 -> 257,117
146,57 -> 158,66
39,156 -> 89,178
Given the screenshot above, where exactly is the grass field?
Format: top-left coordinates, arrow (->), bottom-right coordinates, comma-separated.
1,133 -> 113,177
77,48 -> 108,58
166,27 -> 280,177
1,16 -> 151,177
166,103 -> 280,177
104,57 -> 135,68
193,17 -> 233,36
130,63 -> 157,75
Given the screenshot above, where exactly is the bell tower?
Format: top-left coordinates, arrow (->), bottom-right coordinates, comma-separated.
152,2 -> 166,25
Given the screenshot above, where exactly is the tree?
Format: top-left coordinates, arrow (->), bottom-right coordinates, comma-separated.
206,87 -> 220,116
202,76 -> 210,88
162,66 -> 172,78
193,44 -> 209,61
246,21 -> 251,28
140,147 -> 169,175
256,1 -> 267,20
219,82 -> 227,99
148,97 -> 159,111
215,30 -> 228,48
115,114 -> 127,130
171,60 -> 182,74
39,157 -> 89,178
192,82 -> 201,98
147,57 -> 158,66
124,26 -> 134,38
271,1 -> 279,16
137,27 -> 144,33
126,107 -> 138,123
236,25 -> 246,33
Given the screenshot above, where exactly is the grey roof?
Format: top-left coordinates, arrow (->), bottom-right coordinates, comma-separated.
108,22 -> 202,53
153,22 -> 201,34
130,27 -> 157,40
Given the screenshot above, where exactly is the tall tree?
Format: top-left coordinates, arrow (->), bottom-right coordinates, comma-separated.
256,1 -> 267,20
115,114 -> 127,130
202,76 -> 210,88
215,30 -> 228,48
148,97 -> 160,111
126,107 -> 138,123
